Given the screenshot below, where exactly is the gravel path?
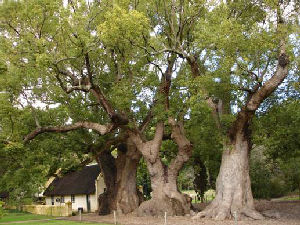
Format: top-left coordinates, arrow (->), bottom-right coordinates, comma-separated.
66,200 -> 300,225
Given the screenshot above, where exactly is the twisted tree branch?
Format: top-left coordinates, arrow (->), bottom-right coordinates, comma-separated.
24,122 -> 115,142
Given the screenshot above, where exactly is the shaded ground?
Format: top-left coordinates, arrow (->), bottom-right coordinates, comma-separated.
66,200 -> 300,225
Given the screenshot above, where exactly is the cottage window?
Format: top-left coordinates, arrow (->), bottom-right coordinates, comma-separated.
61,195 -> 65,203
71,195 -> 75,203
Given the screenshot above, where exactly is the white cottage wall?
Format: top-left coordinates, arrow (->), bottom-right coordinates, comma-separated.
44,166 -> 106,213
71,194 -> 88,212
46,195 -> 97,212
45,197 -> 52,206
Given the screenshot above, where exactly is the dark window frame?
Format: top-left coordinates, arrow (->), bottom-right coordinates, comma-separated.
61,195 -> 65,203
71,195 -> 75,203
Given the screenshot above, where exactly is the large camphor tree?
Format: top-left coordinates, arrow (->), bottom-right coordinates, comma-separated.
192,1 -> 298,220
128,57 -> 193,216
136,0 -> 299,220
0,0 -> 194,216
0,0 -> 146,214
98,4 -> 194,214
1,0 -> 299,219
185,1 -> 297,220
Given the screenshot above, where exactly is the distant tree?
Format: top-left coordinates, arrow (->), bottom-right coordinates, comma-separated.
253,99 -> 300,199
188,104 -> 222,202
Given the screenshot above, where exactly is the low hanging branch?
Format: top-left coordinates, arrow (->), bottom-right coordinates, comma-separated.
24,121 -> 115,143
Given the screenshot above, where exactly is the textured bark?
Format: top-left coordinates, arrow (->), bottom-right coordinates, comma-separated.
97,139 -> 142,215
130,121 -> 193,216
193,132 -> 263,220
191,33 -> 289,219
115,140 -> 143,214
136,155 -> 192,216
97,150 -> 116,215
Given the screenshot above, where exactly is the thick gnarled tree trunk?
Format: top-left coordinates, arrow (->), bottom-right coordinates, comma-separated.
131,120 -> 193,216
114,140 -> 143,214
97,139 -> 142,215
97,150 -> 116,215
137,157 -> 191,216
194,132 -> 263,220
192,29 -> 289,219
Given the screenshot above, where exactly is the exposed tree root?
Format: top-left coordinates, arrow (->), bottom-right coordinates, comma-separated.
192,134 -> 265,221
192,201 -> 264,220
137,194 -> 190,217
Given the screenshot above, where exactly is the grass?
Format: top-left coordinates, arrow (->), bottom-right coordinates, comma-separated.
0,210 -> 112,225
182,189 -> 216,203
280,195 -> 300,201
0,210 -> 52,222
271,192 -> 300,202
1,221 -> 111,225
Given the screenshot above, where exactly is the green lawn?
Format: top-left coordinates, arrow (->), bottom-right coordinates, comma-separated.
277,195 -> 300,201
0,210 -> 53,222
182,189 -> 216,203
2,221 -> 111,225
0,210 -> 111,225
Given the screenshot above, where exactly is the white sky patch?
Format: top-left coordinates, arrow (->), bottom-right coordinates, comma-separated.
17,88 -> 61,110
63,0 -> 68,8
18,96 -> 61,110
136,87 -> 154,108
129,60 -> 137,65
290,33 -> 300,57
150,31 -> 156,37
36,101 -> 61,109
66,117 -> 73,125
214,78 -> 221,83
103,64 -> 110,73
151,25 -> 161,37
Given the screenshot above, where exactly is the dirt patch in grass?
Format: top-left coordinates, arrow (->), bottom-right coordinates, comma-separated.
65,200 -> 300,225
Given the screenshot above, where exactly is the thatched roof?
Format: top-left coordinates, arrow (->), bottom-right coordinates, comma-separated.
43,165 -> 101,196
